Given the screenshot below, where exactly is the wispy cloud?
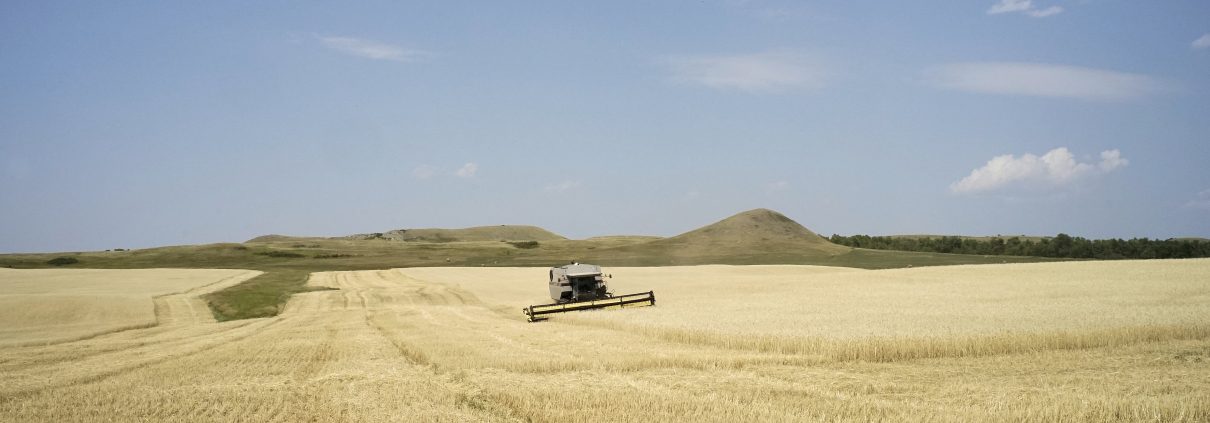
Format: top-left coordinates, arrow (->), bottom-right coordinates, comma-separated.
544,180 -> 581,193
664,50 -> 829,93
454,162 -> 478,178
1097,149 -> 1128,172
951,148 -> 1128,195
766,180 -> 789,193
411,165 -> 436,180
926,62 -> 1164,101
1193,34 -> 1210,50
988,0 -> 1031,14
1027,6 -> 1063,17
317,36 -> 428,62
1185,189 -> 1210,211
987,0 -> 1064,18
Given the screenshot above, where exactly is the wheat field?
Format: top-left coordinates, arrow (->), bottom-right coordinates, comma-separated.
2,260 -> 1208,422
0,268 -> 261,347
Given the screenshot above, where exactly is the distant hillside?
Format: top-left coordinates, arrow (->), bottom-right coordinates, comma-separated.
626,208 -> 850,258
247,225 -> 565,244
3,207 -> 1078,324
583,235 -> 664,242
245,234 -> 328,243
343,225 -> 566,242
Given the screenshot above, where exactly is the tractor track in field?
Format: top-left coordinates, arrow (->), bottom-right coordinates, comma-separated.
0,270 -> 270,398
0,270 -> 261,349
0,271 -> 262,369
0,316 -> 284,399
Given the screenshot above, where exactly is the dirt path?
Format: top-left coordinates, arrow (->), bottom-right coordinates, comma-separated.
153,271 -> 262,326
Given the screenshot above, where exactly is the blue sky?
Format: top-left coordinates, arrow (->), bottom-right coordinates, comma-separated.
2,1 -> 1208,252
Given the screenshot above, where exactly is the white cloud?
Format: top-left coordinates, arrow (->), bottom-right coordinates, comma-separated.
766,180 -> 789,193
1098,149 -> 1128,172
664,50 -> 829,93
454,162 -> 478,178
544,180 -> 581,193
988,0 -> 1032,14
411,165 -> 436,180
318,36 -> 428,62
1185,190 -> 1210,211
950,147 -> 1128,195
926,62 -> 1163,101
1193,34 -> 1210,50
987,0 -> 1063,18
1028,6 -> 1064,17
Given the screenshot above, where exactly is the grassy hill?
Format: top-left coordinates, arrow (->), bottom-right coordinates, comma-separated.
648,208 -> 848,254
580,209 -> 1053,268
357,225 -> 566,242
250,225 -> 565,243
584,235 -> 664,242
0,208 -> 1064,321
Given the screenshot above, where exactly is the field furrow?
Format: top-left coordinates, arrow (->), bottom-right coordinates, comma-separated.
0,269 -> 261,347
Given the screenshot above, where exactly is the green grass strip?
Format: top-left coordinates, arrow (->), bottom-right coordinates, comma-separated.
203,270 -> 326,321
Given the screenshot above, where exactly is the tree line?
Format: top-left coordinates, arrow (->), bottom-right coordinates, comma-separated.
828,234 -> 1210,260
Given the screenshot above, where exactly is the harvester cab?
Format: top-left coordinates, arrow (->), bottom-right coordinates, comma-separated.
549,263 -> 611,303
524,263 -> 655,322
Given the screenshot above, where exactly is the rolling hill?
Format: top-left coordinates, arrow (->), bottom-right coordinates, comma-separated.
343,225 -> 566,242
1,207 -> 1067,320
248,225 -> 566,243
649,208 -> 847,253
592,209 -> 853,265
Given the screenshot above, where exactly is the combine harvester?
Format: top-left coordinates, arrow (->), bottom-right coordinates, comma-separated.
523,263 -> 655,322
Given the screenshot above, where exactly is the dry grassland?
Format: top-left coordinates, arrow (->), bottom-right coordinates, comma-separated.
2,260 -> 1208,422
0,268 -> 261,346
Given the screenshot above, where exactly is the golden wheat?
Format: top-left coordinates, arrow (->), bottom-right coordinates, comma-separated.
0,268 -> 260,347
1,260 -> 1207,422
405,261 -> 1210,361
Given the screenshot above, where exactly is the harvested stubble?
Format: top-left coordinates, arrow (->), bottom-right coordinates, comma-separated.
0,268 -> 260,347
1,260 -> 1208,422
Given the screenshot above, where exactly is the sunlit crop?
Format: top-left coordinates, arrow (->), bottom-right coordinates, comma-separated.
2,260 -> 1208,422
0,268 -> 260,347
